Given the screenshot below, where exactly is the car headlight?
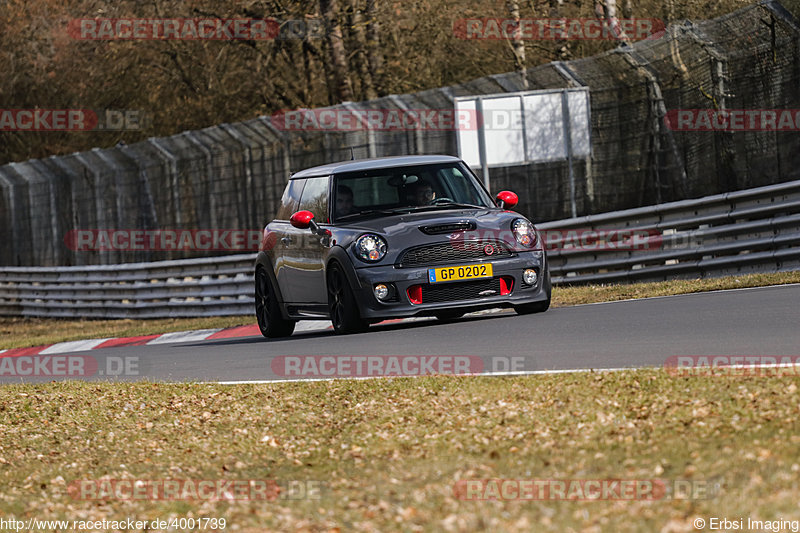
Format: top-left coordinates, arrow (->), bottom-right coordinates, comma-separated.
354,234 -> 387,262
511,218 -> 537,248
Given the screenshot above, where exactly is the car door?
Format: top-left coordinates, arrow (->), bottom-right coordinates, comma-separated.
272,178 -> 305,303
284,176 -> 331,304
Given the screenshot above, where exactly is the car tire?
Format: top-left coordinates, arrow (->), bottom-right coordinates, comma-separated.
434,311 -> 464,322
327,263 -> 369,335
514,269 -> 552,315
255,267 -> 296,338
514,299 -> 550,315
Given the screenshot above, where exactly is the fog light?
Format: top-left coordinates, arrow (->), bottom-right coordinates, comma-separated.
374,283 -> 390,301
523,269 -> 538,285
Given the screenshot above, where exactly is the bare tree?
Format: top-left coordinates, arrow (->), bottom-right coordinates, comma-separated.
603,0 -> 630,41
506,0 -> 528,89
319,0 -> 354,102
349,0 -> 377,100
549,0 -> 569,60
0,0 -> 760,166
364,0 -> 383,93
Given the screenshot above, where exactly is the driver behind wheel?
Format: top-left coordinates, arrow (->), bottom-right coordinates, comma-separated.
335,184 -> 355,217
412,179 -> 435,205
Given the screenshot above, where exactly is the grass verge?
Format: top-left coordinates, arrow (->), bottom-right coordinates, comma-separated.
2,270 -> 799,350
2,370 -> 798,531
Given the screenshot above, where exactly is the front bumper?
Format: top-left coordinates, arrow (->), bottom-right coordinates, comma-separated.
350,250 -> 549,320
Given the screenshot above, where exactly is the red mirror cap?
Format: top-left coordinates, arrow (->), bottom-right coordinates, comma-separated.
496,191 -> 519,208
290,210 -> 314,229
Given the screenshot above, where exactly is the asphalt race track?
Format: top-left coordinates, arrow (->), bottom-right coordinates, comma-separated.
3,284 -> 799,384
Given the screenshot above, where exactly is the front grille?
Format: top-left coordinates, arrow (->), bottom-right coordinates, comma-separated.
421,278 -> 502,303
397,239 -> 513,267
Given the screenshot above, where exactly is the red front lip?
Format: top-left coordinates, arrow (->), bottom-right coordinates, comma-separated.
407,275 -> 514,305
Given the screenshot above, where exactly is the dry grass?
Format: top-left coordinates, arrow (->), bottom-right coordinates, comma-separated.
2,371 -> 799,531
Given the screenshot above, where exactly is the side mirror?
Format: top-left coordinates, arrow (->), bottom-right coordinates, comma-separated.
290,210 -> 332,237
290,210 -> 314,229
495,191 -> 519,209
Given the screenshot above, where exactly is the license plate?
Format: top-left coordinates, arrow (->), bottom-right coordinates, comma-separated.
428,263 -> 493,283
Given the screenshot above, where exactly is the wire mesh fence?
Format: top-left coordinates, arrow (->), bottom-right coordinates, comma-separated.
1,0 -> 799,266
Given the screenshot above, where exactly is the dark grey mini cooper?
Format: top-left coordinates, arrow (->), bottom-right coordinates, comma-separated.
255,155 -> 550,336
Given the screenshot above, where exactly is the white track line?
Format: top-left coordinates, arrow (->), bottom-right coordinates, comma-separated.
212,366 -> 640,384
209,359 -> 800,384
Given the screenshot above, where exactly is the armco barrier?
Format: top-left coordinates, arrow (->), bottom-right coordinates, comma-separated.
0,255 -> 256,319
1,180 -> 799,318
3,2 -> 800,267
539,178 -> 800,284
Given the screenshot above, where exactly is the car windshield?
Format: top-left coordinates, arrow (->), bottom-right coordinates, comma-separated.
332,162 -> 493,221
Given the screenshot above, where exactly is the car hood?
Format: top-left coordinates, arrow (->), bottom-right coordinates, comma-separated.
338,208 -> 522,235
329,208 -> 533,261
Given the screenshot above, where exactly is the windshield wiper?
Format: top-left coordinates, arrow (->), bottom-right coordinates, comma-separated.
393,202 -> 484,213
337,203 -> 484,221
336,208 -> 405,221
427,201 -> 485,209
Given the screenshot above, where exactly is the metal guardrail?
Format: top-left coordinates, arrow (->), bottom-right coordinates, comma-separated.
0,255 -> 257,318
540,179 -> 800,284
1,179 -> 799,318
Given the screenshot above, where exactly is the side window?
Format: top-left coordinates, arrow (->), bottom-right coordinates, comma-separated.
275,179 -> 305,220
298,176 -> 330,223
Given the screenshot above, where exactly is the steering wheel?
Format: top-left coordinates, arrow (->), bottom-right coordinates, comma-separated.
429,197 -> 455,205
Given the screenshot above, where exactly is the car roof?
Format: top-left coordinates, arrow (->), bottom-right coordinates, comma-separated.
289,155 -> 463,179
